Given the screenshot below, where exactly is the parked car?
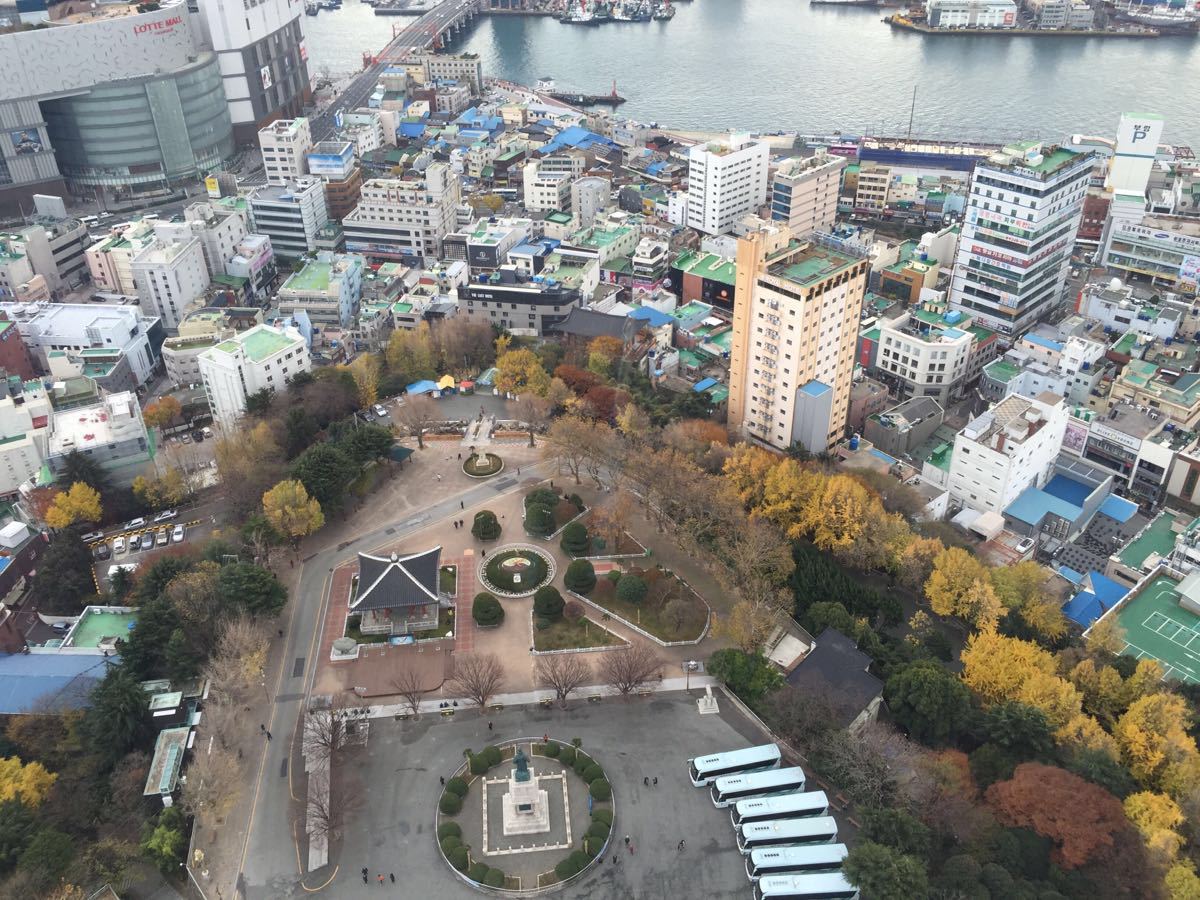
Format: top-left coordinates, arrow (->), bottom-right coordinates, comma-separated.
50,622 -> 71,635
155,529 -> 168,547
128,534 -> 141,551
373,404 -> 388,417
192,431 -> 204,443
139,536 -> 154,552
202,426 -> 213,438
125,517 -> 146,530
94,542 -> 111,561
171,524 -> 185,543
113,536 -> 126,555
153,509 -> 178,523
80,530 -> 104,543
181,434 -> 192,444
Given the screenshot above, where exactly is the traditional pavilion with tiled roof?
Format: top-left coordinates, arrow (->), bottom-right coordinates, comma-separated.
351,547 -> 443,636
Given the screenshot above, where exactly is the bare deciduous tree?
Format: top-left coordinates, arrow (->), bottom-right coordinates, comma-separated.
393,394 -> 439,449
390,665 -> 428,718
598,644 -> 663,696
180,743 -> 242,821
535,655 -> 593,707
303,693 -> 369,763
508,394 -> 551,448
449,652 -> 506,712
204,614 -> 271,709
306,765 -> 365,844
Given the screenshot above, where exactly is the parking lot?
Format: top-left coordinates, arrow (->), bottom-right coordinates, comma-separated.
292,693 -> 778,900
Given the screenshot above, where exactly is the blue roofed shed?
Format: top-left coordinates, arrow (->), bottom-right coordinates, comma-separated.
1099,494 -> 1139,524
406,380 -> 439,395
0,653 -> 116,714
693,376 -> 718,393
629,306 -> 674,328
1063,571 -> 1129,627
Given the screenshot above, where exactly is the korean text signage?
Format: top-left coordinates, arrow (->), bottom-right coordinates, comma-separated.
133,14 -> 183,35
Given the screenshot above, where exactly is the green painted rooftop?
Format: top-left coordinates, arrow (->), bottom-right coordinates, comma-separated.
928,442 -> 953,472
284,262 -> 333,294
772,247 -> 859,287
241,328 -> 297,362
392,302 -> 414,314
673,250 -> 736,286
1119,513 -> 1177,569
984,359 -> 1021,383
69,608 -> 138,648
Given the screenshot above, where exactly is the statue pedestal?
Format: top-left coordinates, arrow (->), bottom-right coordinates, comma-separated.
501,773 -> 550,835
697,685 -> 719,716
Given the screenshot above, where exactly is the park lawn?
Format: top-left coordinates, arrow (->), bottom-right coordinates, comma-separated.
553,497 -> 585,529
585,568 -> 708,642
533,616 -> 619,651
345,614 -> 388,644
582,529 -> 645,558
440,565 -> 457,597
411,605 -> 456,641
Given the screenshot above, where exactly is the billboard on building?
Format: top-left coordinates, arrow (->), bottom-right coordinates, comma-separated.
307,152 -> 351,178
205,176 -> 221,198
9,129 -> 41,155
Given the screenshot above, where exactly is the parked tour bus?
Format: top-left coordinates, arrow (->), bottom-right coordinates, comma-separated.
746,843 -> 848,881
753,871 -> 859,899
737,816 -> 839,854
711,766 -> 806,808
731,791 -> 830,828
687,743 -> 781,787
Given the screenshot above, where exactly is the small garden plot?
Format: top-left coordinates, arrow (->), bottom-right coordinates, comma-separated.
440,565 -> 457,597
345,614 -> 389,644
524,487 -> 585,538
533,615 -> 621,652
559,518 -> 646,559
410,605 -> 455,641
582,566 -> 708,643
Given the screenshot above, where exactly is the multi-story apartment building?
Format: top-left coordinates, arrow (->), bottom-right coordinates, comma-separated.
401,53 -> 484,93
306,142 -> 363,221
258,118 -> 312,186
162,307 -> 264,386
276,252 -> 364,328
85,222 -> 157,295
342,165 -> 461,261
572,176 -> 611,229
632,238 -> 670,284
948,140 -> 1094,336
0,301 -> 162,389
0,379 -> 52,497
727,224 -> 869,453
198,324 -> 310,427
458,266 -> 581,336
226,234 -> 277,301
443,218 -> 533,272
174,202 -> 250,279
686,134 -> 769,236
0,207 -> 90,294
131,237 -> 210,331
522,161 -> 572,214
980,328 -> 1106,403
947,392 -> 1068,514
770,153 -> 846,237
248,178 -> 329,259
45,391 -> 153,487
854,164 -> 891,212
866,307 -> 998,405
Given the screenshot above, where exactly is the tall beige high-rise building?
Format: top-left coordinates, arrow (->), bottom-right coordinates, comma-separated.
727,223 -> 869,453
770,152 -> 847,237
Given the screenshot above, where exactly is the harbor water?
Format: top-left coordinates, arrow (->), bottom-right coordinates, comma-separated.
302,0 -> 1200,147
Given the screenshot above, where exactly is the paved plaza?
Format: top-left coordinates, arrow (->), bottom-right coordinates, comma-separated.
335,693 -> 770,899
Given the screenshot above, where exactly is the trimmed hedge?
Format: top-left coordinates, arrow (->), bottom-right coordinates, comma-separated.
483,746 -> 502,767
573,753 -> 594,777
448,846 -> 470,873
533,585 -> 565,620
568,850 -> 591,871
446,777 -> 469,798
564,559 -> 596,593
584,835 -> 604,857
440,835 -> 462,854
616,574 -> 649,604
472,592 -> 504,627
525,504 -> 555,537
591,808 -> 613,826
484,869 -> 505,888
540,742 -> 560,758
525,488 -> 559,510
555,857 -> 578,880
589,778 -> 611,801
581,763 -> 604,783
439,792 -> 462,815
472,510 -> 501,541
559,747 -> 577,767
606,570 -> 622,584
437,821 -> 462,840
560,521 -> 589,555
469,753 -> 489,776
468,862 -> 489,881
586,820 -> 610,840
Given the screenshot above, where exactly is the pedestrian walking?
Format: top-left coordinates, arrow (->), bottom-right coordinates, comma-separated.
612,855 -> 617,864
260,724 -> 265,732
677,840 -> 685,851
458,453 -> 462,460
362,872 -> 368,884
628,842 -> 636,855
488,721 -> 493,731
643,776 -> 649,786
653,776 -> 658,786
278,629 -> 284,638
624,835 -> 630,846
390,874 -> 395,883
543,733 -> 549,743
265,730 -> 272,741
378,874 -> 385,885
460,500 -> 465,509
440,776 -> 445,786
516,467 -> 520,475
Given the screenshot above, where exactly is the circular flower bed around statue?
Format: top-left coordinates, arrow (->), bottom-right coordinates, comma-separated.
463,452 -> 504,478
435,737 -> 615,892
479,545 -> 555,598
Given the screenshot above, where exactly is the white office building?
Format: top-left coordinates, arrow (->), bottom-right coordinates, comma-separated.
342,164 -> 461,260
45,391 -> 153,487
277,252 -> 364,328
770,152 -> 847,237
522,161 -> 572,214
686,134 -> 770,236
85,222 -> 157,296
948,392 -> 1068,513
248,178 -> 329,258
0,382 -> 52,498
174,201 -> 250,279
948,140 -> 1093,336
926,0 -> 1018,27
131,237 -> 210,332
198,324 -> 310,428
258,118 -> 313,185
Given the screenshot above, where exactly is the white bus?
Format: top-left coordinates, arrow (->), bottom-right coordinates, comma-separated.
688,743 -> 781,787
712,767 -> 806,808
732,791 -> 830,827
753,871 -> 859,900
737,816 -> 839,854
746,844 -> 848,881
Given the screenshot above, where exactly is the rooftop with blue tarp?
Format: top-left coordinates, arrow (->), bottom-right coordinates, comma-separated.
1057,565 -> 1085,585
406,380 -> 439,395
629,306 -> 674,328
1043,473 -> 1094,508
1024,333 -> 1065,352
1099,494 -> 1139,524
693,377 -> 718,393
1064,571 -> 1129,627
399,121 -> 427,139
1005,485 -> 1084,527
539,125 -> 619,155
800,380 -> 831,398
0,653 -> 116,714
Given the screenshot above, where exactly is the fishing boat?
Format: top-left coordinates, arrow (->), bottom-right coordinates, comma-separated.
560,0 -> 598,23
305,0 -> 319,13
653,1 -> 674,17
1107,0 -> 1200,32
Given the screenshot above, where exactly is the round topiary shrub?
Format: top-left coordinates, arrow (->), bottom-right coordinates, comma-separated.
568,850 -> 591,871
484,868 -> 505,888
468,861 -> 489,881
440,791 -> 462,815
616,574 -> 648,604
472,510 -> 501,541
555,857 -> 578,880
448,845 -> 470,873
558,746 -> 576,767
483,745 -> 502,768
589,778 -> 611,801
591,808 -> 613,826
563,600 -> 584,622
534,585 -> 564,620
469,753 -> 489,776
525,487 -> 559,510
560,521 -> 589,556
582,763 -> 604,783
534,617 -> 552,630
541,742 -> 561,758
606,569 -> 622,584
586,820 -> 610,840
472,592 -> 504,627
564,559 -> 596,593
567,493 -> 584,511
584,835 -> 604,857
440,835 -> 463,854
438,821 -> 462,840
573,753 -> 594,776
525,504 -> 555,537
446,777 -> 469,798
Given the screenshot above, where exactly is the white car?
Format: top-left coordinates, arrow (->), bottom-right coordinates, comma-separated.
125,517 -> 146,530
373,404 -> 388,417
113,536 -> 126,555
171,524 -> 185,543
155,529 -> 168,547
153,509 -> 178,523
